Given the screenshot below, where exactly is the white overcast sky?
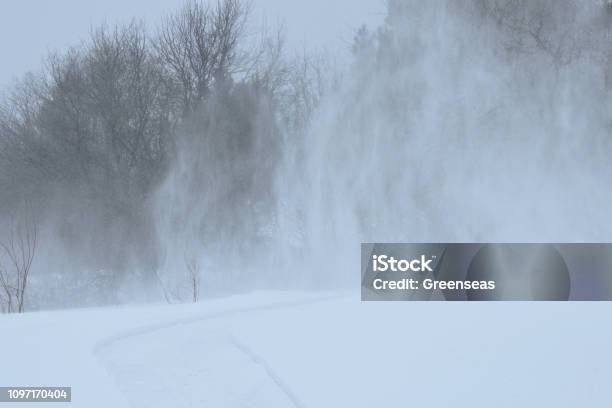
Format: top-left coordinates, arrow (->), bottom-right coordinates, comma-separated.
0,0 -> 385,90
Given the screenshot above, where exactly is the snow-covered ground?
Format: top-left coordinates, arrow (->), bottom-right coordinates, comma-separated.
1,292 -> 611,407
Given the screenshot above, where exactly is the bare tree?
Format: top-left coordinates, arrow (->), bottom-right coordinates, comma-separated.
0,206 -> 38,313
242,25 -> 289,94
154,257 -> 201,304
186,256 -> 200,302
278,52 -> 339,135
474,0 -> 587,72
155,0 -> 247,114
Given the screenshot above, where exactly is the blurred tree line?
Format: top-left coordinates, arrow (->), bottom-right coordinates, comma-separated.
0,0 -> 327,281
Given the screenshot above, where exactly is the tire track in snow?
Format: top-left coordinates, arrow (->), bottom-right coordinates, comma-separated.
94,293 -> 344,353
94,293 -> 349,408
231,337 -> 306,408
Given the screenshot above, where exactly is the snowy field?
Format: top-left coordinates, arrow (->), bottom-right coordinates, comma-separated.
1,293 -> 611,407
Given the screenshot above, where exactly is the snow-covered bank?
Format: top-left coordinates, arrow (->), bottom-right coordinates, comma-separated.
2,293 -> 612,407
0,292 -> 335,407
